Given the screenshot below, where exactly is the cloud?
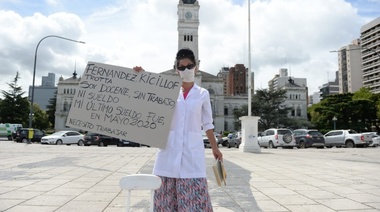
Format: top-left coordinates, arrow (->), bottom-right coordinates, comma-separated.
0,0 -> 375,97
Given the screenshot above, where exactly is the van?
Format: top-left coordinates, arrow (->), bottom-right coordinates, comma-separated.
0,123 -> 22,140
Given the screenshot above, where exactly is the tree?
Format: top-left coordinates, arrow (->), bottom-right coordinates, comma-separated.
252,88 -> 292,130
0,72 -> 30,126
46,91 -> 57,129
308,91 -> 378,133
234,88 -> 292,131
32,103 -> 50,130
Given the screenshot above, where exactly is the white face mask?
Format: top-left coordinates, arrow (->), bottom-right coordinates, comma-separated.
178,67 -> 195,82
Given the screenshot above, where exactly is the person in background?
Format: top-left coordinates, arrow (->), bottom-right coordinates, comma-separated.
134,48 -> 222,211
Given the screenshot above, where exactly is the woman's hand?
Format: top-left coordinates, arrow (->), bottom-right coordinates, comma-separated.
205,129 -> 223,161
133,66 -> 145,73
212,148 -> 223,161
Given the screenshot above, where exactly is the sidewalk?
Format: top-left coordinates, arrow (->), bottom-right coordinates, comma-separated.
0,141 -> 380,211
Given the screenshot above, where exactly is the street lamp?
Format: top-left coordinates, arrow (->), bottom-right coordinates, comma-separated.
332,116 -> 337,130
330,47 -> 380,59
29,35 -> 85,128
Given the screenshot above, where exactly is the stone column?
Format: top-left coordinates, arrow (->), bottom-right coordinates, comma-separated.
239,116 -> 261,153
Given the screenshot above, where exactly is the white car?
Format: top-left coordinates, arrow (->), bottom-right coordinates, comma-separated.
41,131 -> 84,145
370,134 -> 380,147
258,128 -> 295,149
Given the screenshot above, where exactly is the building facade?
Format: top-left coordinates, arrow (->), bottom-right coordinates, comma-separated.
28,72 -> 57,111
361,16 -> 380,93
54,72 -> 81,131
338,39 -> 363,93
319,71 -> 339,100
268,69 -> 308,119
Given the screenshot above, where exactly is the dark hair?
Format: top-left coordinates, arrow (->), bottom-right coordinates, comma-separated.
175,48 -> 196,67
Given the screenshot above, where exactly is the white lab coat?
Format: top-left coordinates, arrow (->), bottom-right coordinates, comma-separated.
153,83 -> 214,178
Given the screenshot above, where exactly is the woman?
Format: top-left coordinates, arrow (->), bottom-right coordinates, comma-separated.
134,48 -> 222,211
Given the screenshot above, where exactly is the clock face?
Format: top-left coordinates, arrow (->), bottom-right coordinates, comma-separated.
185,11 -> 192,20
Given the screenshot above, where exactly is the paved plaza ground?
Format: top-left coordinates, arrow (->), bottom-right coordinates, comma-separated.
1,139 -> 380,212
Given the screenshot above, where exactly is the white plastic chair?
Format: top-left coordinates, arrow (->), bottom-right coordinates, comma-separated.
119,174 -> 162,212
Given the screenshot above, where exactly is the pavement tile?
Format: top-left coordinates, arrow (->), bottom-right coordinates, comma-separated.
86,185 -> 121,193
338,210 -> 380,212
5,205 -> 59,212
251,181 -> 282,188
365,202 -> 380,210
0,199 -> 25,211
296,190 -> 342,199
2,141 -> 380,212
1,180 -> 37,187
285,204 -> 336,212
250,192 -> 271,201
45,188 -> 86,196
32,179 -> 71,185
316,198 -> 371,210
256,187 -> 297,196
269,194 -> 317,205
0,190 -> 43,199
73,192 -> 118,202
54,200 -> 109,212
321,186 -> 363,195
348,184 -> 380,190
281,184 -> 320,191
271,179 -> 304,185
344,193 -> 380,203
108,196 -> 126,208
0,186 -> 18,194
256,199 -> 289,212
17,184 -> 59,192
361,188 -> 380,196
21,195 -> 74,206
57,181 -> 97,189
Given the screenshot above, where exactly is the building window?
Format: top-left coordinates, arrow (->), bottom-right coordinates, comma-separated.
224,106 -> 228,115
63,102 -> 69,112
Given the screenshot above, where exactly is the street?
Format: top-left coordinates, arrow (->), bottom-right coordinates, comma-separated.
1,138 -> 380,211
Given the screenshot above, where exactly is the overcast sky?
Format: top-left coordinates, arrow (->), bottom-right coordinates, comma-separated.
0,0 -> 379,97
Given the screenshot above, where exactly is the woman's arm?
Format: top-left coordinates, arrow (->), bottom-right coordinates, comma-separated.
205,129 -> 223,161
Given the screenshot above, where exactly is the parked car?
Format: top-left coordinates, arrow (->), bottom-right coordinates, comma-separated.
227,132 -> 241,148
221,135 -> 229,147
83,132 -> 119,146
40,131 -> 84,145
257,128 -> 295,149
202,131 -> 218,148
15,128 -> 46,143
363,132 -> 380,147
293,129 -> 325,149
371,135 -> 380,147
203,134 -> 211,148
324,129 -> 371,148
117,139 -> 150,147
214,132 -> 223,146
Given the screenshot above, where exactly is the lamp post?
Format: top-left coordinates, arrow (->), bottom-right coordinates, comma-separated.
29,35 -> 85,128
332,116 -> 337,130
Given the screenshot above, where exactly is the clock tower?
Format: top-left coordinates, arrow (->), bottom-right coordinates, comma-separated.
177,0 -> 200,66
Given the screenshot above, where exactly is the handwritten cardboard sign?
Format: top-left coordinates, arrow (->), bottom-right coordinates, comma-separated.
66,61 -> 182,148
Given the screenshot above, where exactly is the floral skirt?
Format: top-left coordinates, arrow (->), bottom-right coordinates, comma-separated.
154,176 -> 213,212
